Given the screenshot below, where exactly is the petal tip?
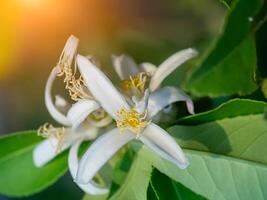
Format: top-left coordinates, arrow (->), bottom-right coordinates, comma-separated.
69,34 -> 79,41
189,47 -> 198,55
179,158 -> 190,169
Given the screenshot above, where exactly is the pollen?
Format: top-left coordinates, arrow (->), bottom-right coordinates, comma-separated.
121,72 -> 149,96
37,123 -> 65,152
57,55 -> 92,101
116,107 -> 150,137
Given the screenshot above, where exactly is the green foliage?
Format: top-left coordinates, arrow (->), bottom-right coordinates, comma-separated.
185,0 -> 263,97
170,114 -> 267,165
178,98 -> 267,125
140,147 -> 267,200
0,131 -> 68,197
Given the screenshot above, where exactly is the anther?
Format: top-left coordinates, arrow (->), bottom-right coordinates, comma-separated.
37,123 -> 66,152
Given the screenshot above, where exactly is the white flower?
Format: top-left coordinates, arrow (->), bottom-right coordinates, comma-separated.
74,55 -> 190,184
33,35 -> 111,194
112,48 -> 197,116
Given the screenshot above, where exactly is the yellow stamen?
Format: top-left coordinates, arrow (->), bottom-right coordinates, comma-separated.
37,123 -> 65,152
121,72 -> 149,96
57,55 -> 92,101
116,107 -> 150,137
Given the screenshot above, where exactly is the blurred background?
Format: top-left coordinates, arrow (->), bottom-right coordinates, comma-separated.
0,0 -> 226,199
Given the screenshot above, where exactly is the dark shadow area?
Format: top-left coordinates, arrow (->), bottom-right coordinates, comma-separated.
169,121 -> 232,155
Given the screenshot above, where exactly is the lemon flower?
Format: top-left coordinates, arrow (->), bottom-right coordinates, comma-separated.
33,35 -> 111,194
112,49 -> 197,116
74,55 -> 190,184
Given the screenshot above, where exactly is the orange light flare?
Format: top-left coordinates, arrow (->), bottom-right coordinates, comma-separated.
15,0 -> 51,9
0,0 -> 125,80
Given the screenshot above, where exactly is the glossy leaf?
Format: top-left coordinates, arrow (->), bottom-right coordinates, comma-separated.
0,131 -> 68,197
178,98 -> 267,125
171,114 -> 267,165
141,147 -> 267,200
185,0 -> 263,96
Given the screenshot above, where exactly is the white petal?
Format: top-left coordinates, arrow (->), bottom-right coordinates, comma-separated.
139,62 -> 157,75
148,86 -> 194,117
44,35 -> 78,126
77,55 -> 129,119
76,128 -> 134,184
68,140 -> 109,195
149,48 -> 198,91
112,54 -> 140,80
58,35 -> 79,67
140,123 -> 188,169
33,138 -> 71,167
67,100 -> 100,129
45,67 -> 71,126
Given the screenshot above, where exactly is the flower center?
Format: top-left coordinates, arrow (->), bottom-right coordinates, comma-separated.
116,107 -> 150,137
121,72 -> 149,96
57,55 -> 92,101
37,123 -> 65,152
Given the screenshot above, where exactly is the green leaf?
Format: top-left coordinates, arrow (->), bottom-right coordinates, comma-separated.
185,0 -> 263,97
148,168 -> 206,200
141,147 -> 267,200
171,114 -> 267,165
178,98 -> 267,125
109,153 -> 152,200
0,131 -> 68,197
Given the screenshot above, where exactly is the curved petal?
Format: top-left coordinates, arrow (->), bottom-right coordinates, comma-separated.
112,54 -> 140,80
149,48 -> 198,91
68,140 -> 109,194
33,137 -> 71,167
77,55 -> 129,119
140,123 -> 188,169
67,100 -> 100,129
139,62 -> 157,75
45,67 -> 71,126
76,128 -> 134,184
147,86 -> 194,117
58,35 -> 79,67
44,35 -> 78,126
